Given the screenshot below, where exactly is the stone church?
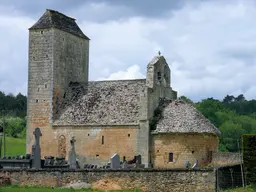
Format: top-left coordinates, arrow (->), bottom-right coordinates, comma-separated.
26,9 -> 221,168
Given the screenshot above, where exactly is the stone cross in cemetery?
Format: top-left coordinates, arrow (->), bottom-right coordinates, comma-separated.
110,153 -> 120,169
68,136 -> 77,169
135,155 -> 142,168
31,127 -> 42,169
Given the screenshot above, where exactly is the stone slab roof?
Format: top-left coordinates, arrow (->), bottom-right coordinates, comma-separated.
153,100 -> 221,135
53,79 -> 146,126
29,9 -> 89,40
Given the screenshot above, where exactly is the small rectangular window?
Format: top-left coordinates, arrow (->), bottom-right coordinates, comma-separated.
101,136 -> 104,145
169,152 -> 174,162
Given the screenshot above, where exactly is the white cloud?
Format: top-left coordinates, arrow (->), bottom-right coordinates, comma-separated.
97,65 -> 145,81
0,7 -> 34,95
1,0 -> 256,102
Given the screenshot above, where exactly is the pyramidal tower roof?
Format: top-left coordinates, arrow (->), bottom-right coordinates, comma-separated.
29,9 -> 90,40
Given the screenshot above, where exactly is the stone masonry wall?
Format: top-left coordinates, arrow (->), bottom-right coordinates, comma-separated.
52,125 -> 139,166
152,133 -> 219,168
52,28 -> 89,117
0,169 -> 216,192
26,27 -> 89,157
212,152 -> 240,166
26,28 -> 55,154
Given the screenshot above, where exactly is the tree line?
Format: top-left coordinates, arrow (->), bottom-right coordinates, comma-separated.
180,94 -> 256,152
0,91 -> 256,152
0,91 -> 27,138
0,91 -> 26,118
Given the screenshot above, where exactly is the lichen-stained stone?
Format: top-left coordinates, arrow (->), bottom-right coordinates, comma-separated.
154,99 -> 221,135
2,169 -> 217,192
54,80 -> 146,125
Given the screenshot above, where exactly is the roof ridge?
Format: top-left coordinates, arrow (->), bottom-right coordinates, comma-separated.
46,9 -> 76,21
29,9 -> 90,40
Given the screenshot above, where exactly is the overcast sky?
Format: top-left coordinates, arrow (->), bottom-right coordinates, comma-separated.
0,0 -> 255,101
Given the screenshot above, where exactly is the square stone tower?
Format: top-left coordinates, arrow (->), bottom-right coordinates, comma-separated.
26,9 -> 90,154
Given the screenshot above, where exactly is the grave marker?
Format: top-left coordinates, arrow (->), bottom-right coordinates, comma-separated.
31,128 -> 42,169
68,136 -> 77,169
110,153 -> 120,169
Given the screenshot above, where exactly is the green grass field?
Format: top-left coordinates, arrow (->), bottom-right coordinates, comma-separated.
0,136 -> 26,157
224,186 -> 255,192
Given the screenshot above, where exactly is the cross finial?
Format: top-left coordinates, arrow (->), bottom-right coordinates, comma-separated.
158,50 -> 161,56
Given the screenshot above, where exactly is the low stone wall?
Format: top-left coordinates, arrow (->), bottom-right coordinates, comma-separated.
212,152 -> 240,166
0,168 -> 216,192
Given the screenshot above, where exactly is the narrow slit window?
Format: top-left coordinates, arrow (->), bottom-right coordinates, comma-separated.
45,84 -> 47,88
207,151 -> 213,162
157,72 -> 161,80
169,152 -> 174,162
101,136 -> 104,145
128,134 -> 130,137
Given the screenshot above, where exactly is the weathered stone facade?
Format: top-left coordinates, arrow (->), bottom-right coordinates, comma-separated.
212,152 -> 241,166
26,10 -> 89,156
26,9 -> 220,168
0,169 -> 216,192
151,133 -> 219,168
53,125 -> 138,166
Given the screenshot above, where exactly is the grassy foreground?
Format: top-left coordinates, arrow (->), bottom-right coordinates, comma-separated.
224,186 -> 256,192
0,137 -> 26,157
0,185 -> 139,192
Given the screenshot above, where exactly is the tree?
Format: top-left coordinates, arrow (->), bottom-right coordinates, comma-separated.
223,95 -> 235,104
178,96 -> 193,104
235,94 -> 246,102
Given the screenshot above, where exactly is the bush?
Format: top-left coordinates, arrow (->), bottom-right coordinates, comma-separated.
0,116 -> 26,138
